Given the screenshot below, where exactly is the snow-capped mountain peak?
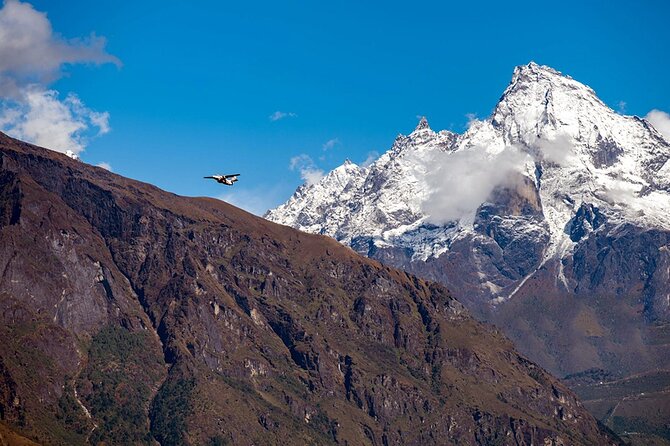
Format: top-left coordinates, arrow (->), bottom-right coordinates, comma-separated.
264,62 -> 670,402
494,62 -> 615,145
412,116 -> 431,133
266,63 -> 670,305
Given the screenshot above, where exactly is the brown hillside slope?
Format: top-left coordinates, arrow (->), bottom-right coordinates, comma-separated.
0,133 -> 618,445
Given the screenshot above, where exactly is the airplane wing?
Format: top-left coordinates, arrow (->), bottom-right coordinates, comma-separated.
224,174 -> 241,178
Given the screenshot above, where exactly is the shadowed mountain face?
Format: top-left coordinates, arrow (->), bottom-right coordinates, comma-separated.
0,134 -> 619,445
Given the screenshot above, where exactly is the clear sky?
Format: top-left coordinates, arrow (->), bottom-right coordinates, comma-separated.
2,0 -> 669,214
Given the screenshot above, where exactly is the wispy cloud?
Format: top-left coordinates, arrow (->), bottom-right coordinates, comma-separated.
419,145 -> 532,224
617,101 -> 627,113
465,112 -> 479,129
535,132 -> 577,167
289,154 -> 324,186
0,88 -> 110,154
96,161 -> 112,171
360,151 -> 379,168
646,109 -> 670,142
322,138 -> 340,151
218,186 -> 285,216
0,0 -> 118,156
419,133 -> 580,223
269,111 -> 297,122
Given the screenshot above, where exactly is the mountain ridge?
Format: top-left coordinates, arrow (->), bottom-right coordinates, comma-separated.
0,132 -> 620,445
266,62 -> 670,312
266,61 -> 670,374
266,63 -> 670,443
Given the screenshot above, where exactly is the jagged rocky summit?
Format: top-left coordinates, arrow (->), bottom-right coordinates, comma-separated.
266,62 -> 670,378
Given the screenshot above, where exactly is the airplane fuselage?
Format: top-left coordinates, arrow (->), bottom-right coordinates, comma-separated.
205,174 -> 240,186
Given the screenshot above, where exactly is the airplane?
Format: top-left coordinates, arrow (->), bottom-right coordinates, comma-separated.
204,174 -> 240,186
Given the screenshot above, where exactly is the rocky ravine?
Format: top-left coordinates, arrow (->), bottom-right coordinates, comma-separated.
0,133 -> 620,444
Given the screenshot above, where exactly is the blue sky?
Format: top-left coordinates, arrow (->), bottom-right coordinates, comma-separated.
1,0 -> 669,214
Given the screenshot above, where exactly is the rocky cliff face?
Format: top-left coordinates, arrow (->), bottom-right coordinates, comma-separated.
266,63 -> 670,380
0,133 -> 618,444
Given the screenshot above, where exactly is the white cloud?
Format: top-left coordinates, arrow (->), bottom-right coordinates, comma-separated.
360,151 -> 379,168
0,88 -> 108,155
289,154 -> 324,186
617,101 -> 626,113
0,0 -> 117,156
96,161 -> 112,171
465,112 -> 478,127
419,145 -> 532,224
269,111 -> 297,122
601,179 -> 638,206
646,109 -> 670,142
68,94 -> 110,134
0,105 -> 19,127
0,0 -> 119,97
322,138 -> 339,151
419,133 -> 579,223
535,132 -> 576,166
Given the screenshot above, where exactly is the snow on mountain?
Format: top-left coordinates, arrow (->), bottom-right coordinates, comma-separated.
266,62 -> 670,303
267,62 -> 670,389
490,62 -> 670,237
267,118 -> 459,255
